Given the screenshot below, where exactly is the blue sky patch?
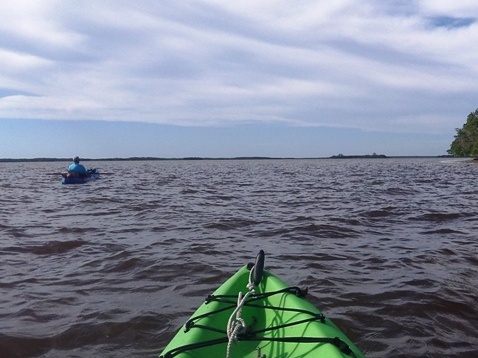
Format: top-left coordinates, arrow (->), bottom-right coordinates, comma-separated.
429,16 -> 475,29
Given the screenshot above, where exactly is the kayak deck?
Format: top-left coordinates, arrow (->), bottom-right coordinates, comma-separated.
159,252 -> 365,358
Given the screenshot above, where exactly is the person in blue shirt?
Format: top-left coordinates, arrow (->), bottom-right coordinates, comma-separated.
68,156 -> 87,177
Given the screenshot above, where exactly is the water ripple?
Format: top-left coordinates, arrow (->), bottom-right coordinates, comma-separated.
0,158 -> 477,357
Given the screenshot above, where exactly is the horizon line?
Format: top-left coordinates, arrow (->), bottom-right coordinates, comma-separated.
0,155 -> 457,163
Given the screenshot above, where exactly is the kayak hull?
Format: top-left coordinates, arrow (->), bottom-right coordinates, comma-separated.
159,262 -> 365,358
61,169 -> 100,184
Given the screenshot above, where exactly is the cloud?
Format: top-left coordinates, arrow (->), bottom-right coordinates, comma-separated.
0,0 -> 477,134
420,0 -> 478,17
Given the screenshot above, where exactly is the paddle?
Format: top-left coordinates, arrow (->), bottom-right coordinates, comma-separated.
46,172 -> 115,175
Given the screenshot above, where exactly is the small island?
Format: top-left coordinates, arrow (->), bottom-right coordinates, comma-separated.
330,153 -> 387,159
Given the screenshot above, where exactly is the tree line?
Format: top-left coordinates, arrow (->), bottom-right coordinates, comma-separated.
448,108 -> 478,157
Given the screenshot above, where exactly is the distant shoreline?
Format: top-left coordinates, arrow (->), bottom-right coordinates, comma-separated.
0,155 -> 458,163
330,154 -> 387,159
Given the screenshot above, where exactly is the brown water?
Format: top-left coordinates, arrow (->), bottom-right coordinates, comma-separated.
1,158 -> 477,357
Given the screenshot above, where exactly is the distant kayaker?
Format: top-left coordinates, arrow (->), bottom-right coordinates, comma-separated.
68,156 -> 87,177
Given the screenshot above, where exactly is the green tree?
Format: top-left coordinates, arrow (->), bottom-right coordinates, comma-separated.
448,109 -> 478,157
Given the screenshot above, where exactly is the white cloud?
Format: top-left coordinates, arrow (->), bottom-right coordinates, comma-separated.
0,0 -> 477,134
420,0 -> 478,17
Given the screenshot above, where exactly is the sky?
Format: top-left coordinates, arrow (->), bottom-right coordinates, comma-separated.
1,0 -> 477,158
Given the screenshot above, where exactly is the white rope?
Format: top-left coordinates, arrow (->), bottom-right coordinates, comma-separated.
226,268 -> 256,358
